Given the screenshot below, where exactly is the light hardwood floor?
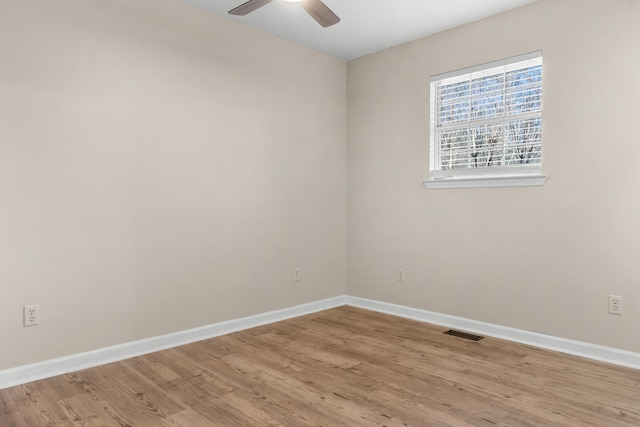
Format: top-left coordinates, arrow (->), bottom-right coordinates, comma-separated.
1,306 -> 639,426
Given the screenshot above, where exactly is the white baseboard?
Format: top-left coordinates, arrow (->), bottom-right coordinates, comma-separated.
2,294 -> 638,390
0,296 -> 347,390
346,296 -> 640,371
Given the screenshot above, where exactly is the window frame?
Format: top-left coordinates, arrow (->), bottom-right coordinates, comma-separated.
423,51 -> 548,190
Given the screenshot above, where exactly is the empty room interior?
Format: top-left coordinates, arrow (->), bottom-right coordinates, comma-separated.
1,0 -> 639,425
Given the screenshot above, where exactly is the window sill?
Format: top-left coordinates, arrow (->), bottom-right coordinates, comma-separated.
422,174 -> 548,189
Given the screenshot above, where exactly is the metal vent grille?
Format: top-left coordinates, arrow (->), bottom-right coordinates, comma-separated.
443,329 -> 484,341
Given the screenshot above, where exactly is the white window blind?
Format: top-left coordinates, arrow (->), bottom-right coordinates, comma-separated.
428,52 -> 544,186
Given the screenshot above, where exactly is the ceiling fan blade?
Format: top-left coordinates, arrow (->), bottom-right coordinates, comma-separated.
229,0 -> 273,16
301,0 -> 340,27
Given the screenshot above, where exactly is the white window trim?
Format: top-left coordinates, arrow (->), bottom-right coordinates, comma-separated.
422,174 -> 548,190
424,51 -> 547,190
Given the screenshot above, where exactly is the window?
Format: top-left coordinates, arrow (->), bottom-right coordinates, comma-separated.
424,51 -> 547,189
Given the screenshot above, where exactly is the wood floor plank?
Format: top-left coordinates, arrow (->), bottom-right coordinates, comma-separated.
0,388 -> 18,416
56,393 -> 125,427
166,409 -> 223,427
98,361 -> 186,417
2,306 -> 639,426
7,382 -> 73,426
0,412 -> 30,427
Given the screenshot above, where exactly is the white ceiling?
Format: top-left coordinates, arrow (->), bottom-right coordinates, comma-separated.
180,0 -> 538,60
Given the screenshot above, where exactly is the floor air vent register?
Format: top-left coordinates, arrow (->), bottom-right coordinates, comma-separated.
443,329 -> 484,341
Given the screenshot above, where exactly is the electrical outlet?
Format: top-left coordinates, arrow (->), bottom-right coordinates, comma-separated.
608,295 -> 623,315
294,268 -> 301,282
396,268 -> 405,282
23,305 -> 39,327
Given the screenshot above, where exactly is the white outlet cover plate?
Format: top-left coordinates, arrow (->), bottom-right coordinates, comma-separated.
23,305 -> 39,326
608,295 -> 623,315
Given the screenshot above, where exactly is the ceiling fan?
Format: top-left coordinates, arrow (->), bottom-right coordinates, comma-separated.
229,0 -> 340,28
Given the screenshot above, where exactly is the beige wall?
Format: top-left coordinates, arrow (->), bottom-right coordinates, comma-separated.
0,0 -> 346,370
347,0 -> 640,353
